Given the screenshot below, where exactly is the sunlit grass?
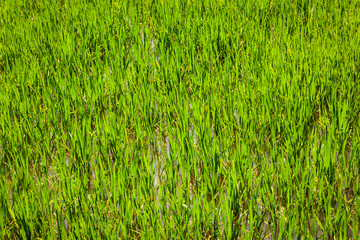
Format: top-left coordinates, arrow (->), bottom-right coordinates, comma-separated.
1,0 -> 360,238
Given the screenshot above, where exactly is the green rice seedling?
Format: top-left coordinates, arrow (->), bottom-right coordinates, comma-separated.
1,0 -> 360,238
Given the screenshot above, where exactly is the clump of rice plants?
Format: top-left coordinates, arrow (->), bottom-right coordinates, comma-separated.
1,0 -> 359,238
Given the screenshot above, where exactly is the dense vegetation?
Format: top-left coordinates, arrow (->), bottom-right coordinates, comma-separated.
1,0 -> 360,238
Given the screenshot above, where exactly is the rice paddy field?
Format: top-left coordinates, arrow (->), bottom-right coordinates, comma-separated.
1,0 -> 360,239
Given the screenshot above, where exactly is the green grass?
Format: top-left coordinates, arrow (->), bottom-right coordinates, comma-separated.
1,0 -> 360,238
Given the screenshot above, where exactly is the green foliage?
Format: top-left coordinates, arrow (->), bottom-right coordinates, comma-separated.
1,0 -> 360,238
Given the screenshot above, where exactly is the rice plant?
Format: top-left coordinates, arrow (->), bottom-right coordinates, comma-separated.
1,0 -> 360,239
